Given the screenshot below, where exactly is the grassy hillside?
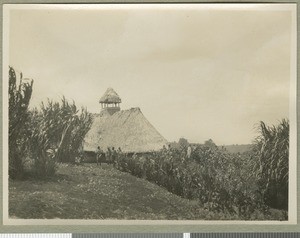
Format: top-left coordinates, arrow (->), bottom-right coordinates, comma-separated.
9,163 -> 213,219
9,163 -> 286,220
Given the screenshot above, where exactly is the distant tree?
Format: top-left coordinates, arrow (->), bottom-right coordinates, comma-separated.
9,66 -> 33,179
204,139 -> 217,148
178,137 -> 189,149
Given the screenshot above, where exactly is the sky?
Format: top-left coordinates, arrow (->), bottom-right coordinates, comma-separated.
7,4 -> 294,145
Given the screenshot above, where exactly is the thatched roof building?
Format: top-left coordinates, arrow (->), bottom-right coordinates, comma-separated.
84,88 -> 168,153
84,108 -> 168,153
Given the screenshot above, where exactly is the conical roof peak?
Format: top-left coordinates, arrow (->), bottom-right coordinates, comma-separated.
99,88 -> 121,103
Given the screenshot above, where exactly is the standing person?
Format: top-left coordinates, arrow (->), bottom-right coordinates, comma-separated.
106,147 -> 111,164
186,145 -> 192,159
167,144 -> 172,155
116,147 -> 122,169
111,147 -> 117,167
96,146 -> 102,166
161,145 -> 167,155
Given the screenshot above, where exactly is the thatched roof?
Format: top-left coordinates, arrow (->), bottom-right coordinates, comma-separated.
84,108 -> 168,153
99,88 -> 121,103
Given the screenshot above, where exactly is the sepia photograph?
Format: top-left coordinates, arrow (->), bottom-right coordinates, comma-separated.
2,4 -> 297,225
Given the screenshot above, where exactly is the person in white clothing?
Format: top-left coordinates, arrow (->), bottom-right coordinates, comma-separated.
186,145 -> 192,159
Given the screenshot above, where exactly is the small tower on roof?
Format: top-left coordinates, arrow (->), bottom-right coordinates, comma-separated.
99,88 -> 121,115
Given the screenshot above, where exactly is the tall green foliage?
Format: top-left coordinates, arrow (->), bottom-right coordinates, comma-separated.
28,98 -> 92,177
115,146 -> 264,219
9,67 -> 92,178
114,120 -> 289,217
9,67 -> 33,179
253,119 -> 289,209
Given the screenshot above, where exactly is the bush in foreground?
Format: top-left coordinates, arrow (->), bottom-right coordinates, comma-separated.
27,98 -> 92,177
115,120 -> 289,219
253,119 -> 289,210
115,147 -> 264,219
8,67 -> 92,179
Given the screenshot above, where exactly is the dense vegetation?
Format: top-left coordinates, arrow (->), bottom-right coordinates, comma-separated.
26,98 -> 92,177
113,120 -> 289,218
253,120 -> 289,210
9,67 -> 92,179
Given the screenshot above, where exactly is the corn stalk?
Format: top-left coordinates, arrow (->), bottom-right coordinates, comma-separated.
254,119 -> 289,209
8,66 -> 33,179
28,97 -> 92,177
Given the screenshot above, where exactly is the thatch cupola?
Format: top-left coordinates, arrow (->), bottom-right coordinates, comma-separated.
99,88 -> 121,115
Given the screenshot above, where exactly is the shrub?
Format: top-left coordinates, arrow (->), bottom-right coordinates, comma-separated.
115,120 -> 289,218
115,145 -> 263,219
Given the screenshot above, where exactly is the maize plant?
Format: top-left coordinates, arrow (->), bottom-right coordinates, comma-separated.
115,143 -> 264,219
253,119 -> 289,209
28,97 -> 92,177
8,66 -> 33,179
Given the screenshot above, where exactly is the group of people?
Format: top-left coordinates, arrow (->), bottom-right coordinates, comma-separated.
161,144 -> 193,159
95,143 -> 193,166
95,146 -> 122,166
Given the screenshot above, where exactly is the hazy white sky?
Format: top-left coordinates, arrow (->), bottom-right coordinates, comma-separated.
8,4 -> 294,145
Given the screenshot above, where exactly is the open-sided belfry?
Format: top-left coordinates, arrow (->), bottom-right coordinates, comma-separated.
99,88 -> 122,116
84,88 -> 168,154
